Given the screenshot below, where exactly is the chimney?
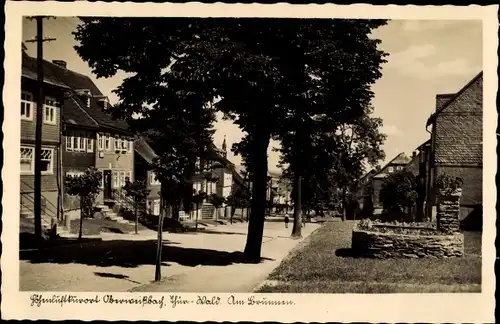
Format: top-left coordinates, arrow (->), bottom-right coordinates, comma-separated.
52,60 -> 67,69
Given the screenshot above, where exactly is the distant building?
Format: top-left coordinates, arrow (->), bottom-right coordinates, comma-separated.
424,72 -> 483,224
369,153 -> 412,214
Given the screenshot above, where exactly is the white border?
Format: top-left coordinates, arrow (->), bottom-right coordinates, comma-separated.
3,2 -> 497,322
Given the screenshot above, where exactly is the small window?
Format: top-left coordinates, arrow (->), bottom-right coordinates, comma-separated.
98,133 -> 104,150
127,139 -> 132,153
40,148 -> 53,173
150,172 -> 161,185
114,136 -> 120,151
20,147 -> 34,173
120,171 -> 126,187
66,133 -> 73,151
388,167 -> 394,173
121,138 -> 127,150
113,171 -> 119,188
104,134 -> 111,151
43,97 -> 58,125
21,91 -> 34,121
79,133 -> 86,152
397,166 -> 403,171
87,133 -> 94,153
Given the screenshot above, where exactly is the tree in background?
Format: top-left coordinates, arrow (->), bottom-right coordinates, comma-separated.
209,193 -> 226,221
64,167 -> 102,240
191,189 -> 207,229
379,170 -> 419,222
74,18 -> 387,262
122,179 -> 151,234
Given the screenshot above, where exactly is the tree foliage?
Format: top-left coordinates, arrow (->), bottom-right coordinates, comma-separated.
74,17 -> 388,261
123,179 -> 151,234
65,167 -> 102,239
379,170 -> 418,220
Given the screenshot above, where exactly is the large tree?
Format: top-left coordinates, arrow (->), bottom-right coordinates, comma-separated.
74,18 -> 387,262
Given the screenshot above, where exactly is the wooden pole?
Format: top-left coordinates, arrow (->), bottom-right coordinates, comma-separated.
33,16 -> 44,239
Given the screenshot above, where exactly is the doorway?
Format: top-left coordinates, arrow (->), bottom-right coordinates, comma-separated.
103,170 -> 112,200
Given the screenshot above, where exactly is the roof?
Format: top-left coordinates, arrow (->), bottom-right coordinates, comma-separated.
134,137 -> 159,164
21,55 -> 69,89
373,153 -> 411,179
427,71 -> 483,126
62,94 -> 99,128
22,53 -> 130,133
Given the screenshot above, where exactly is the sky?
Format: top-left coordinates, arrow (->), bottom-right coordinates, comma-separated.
22,18 -> 482,173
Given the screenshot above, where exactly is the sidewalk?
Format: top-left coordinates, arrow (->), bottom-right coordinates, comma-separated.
131,222 -> 320,292
20,221 -> 320,292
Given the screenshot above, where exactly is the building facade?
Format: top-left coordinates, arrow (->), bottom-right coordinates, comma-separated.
20,54 -> 69,222
425,72 -> 483,223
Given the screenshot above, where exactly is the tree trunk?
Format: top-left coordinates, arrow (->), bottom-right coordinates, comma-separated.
243,133 -> 270,263
195,203 -> 199,230
341,188 -> 347,222
78,195 -> 84,240
230,205 -> 236,224
134,202 -> 138,235
291,175 -> 302,238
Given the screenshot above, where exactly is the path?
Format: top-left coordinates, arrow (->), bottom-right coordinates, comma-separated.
20,220 -> 321,292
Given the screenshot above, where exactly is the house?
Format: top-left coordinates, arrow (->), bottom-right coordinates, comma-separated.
29,57 -> 136,207
404,140 -> 431,220
424,72 -> 483,224
133,137 -> 160,215
369,152 -> 412,214
20,52 -> 70,223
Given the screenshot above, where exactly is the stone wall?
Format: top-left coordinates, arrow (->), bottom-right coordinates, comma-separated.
351,229 -> 464,258
437,188 -> 461,233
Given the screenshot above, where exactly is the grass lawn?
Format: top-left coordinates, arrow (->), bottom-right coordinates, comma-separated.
258,220 -> 482,293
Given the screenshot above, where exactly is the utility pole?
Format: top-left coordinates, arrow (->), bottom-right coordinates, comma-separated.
25,16 -> 56,240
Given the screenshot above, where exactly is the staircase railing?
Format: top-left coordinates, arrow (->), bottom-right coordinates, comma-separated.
20,192 -> 57,220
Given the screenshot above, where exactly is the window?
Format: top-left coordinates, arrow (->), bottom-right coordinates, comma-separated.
98,133 -> 104,150
127,139 -> 132,153
21,146 -> 53,174
104,134 -> 110,151
121,138 -> 127,150
150,172 -> 161,185
44,97 -> 59,125
87,133 -> 94,152
40,149 -> 53,173
126,171 -> 132,183
21,91 -> 33,120
388,167 -> 394,173
397,166 -> 403,171
120,171 -> 126,187
113,171 -> 119,188
79,134 -> 86,152
66,134 -> 73,151
20,147 -> 33,173
114,136 -> 120,151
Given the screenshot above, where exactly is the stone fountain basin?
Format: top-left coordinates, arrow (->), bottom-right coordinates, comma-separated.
351,226 -> 464,259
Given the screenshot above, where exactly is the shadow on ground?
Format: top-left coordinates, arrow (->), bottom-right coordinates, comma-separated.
94,271 -> 142,284
20,239 -> 274,268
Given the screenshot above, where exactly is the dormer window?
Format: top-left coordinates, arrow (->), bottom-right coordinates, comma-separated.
96,96 -> 110,110
388,167 -> 394,173
76,89 -> 92,108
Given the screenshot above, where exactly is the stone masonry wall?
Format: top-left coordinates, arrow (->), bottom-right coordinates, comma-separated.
437,189 -> 461,233
351,229 -> 464,258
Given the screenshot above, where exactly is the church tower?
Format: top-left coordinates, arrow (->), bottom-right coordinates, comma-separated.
222,135 -> 227,158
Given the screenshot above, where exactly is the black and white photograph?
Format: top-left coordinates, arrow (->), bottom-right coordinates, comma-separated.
2,2 -> 496,322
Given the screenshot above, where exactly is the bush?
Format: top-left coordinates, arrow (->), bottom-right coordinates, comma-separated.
436,174 -> 463,195
379,170 -> 418,222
